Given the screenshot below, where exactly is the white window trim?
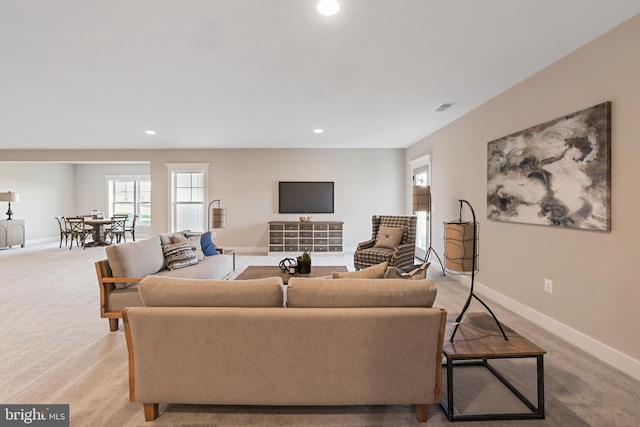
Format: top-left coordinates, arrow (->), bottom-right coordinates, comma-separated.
165,163 -> 209,232
104,174 -> 151,228
408,154 -> 432,260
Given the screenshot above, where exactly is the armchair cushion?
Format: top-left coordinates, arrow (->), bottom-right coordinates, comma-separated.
374,226 -> 404,249
332,262 -> 388,279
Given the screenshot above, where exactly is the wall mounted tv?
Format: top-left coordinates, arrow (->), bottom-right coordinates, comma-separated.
279,181 -> 335,214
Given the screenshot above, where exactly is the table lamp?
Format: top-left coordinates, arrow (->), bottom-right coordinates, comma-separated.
0,191 -> 20,220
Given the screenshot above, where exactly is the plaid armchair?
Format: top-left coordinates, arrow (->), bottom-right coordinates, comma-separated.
354,215 -> 417,270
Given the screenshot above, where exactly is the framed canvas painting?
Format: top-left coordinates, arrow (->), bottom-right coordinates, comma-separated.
487,102 -> 611,231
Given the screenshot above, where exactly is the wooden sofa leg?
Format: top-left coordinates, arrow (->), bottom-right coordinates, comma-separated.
143,403 -> 158,421
109,318 -> 119,331
415,404 -> 429,422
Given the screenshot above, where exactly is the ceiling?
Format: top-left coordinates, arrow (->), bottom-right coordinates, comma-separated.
2,1 -> 639,151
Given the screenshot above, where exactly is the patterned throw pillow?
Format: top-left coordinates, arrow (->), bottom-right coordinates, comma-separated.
162,240 -> 199,270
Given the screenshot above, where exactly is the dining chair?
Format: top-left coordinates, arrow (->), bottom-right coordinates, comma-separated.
104,216 -> 127,244
124,214 -> 139,241
55,216 -> 72,248
67,217 -> 93,249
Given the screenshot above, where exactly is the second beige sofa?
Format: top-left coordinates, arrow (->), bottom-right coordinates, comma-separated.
123,275 -> 446,423
95,232 -> 235,331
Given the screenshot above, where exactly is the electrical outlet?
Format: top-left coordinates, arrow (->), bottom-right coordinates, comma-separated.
544,279 -> 553,294
211,232 -> 217,238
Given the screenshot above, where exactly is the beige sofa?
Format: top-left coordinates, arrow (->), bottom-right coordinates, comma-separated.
95,232 -> 235,331
123,275 -> 446,423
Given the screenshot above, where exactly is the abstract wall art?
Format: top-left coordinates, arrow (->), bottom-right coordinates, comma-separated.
487,102 -> 611,231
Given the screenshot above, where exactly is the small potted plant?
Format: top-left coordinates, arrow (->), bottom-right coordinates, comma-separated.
297,251 -> 312,274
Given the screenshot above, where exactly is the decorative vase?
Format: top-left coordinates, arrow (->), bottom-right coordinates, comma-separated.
297,260 -> 311,274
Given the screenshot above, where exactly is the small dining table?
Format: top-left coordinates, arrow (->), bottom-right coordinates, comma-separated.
84,218 -> 113,247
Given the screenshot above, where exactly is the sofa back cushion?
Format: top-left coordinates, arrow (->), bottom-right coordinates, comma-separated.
287,278 -> 437,308
106,235 -> 164,287
138,275 -> 284,307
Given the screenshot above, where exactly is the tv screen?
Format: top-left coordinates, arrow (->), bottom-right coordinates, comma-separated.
279,181 -> 335,214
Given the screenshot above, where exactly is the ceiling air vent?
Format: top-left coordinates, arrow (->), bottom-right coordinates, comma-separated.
434,103 -> 454,112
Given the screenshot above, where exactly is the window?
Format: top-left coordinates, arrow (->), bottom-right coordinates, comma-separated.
107,177 -> 151,226
166,164 -> 209,232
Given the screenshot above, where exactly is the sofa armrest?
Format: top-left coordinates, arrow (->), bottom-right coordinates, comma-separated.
95,259 -> 143,322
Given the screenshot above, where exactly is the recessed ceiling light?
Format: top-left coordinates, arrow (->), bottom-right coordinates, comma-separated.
317,0 -> 340,16
145,130 -> 156,135
314,129 -> 324,134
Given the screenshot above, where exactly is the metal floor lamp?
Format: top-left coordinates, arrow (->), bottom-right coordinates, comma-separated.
412,185 -> 445,275
444,199 -> 507,342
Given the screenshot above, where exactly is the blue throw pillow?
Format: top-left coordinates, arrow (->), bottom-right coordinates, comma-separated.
200,231 -> 219,256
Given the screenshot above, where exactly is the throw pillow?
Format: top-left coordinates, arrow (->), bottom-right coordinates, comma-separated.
183,231 -> 219,257
160,230 -> 191,246
332,261 -> 389,279
373,226 -> 404,249
170,234 -> 187,244
200,231 -> 219,256
187,235 -> 206,260
383,262 -> 431,280
162,240 -> 199,270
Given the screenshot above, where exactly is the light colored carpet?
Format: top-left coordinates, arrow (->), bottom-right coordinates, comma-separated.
1,241 -> 639,426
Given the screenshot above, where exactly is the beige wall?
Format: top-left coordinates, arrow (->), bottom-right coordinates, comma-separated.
406,15 -> 640,371
0,148 -> 406,252
0,163 -> 75,241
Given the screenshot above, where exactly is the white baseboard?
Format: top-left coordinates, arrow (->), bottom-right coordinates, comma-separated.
26,236 -> 58,245
455,275 -> 640,382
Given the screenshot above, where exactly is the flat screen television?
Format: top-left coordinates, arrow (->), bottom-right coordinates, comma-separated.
279,181 -> 335,214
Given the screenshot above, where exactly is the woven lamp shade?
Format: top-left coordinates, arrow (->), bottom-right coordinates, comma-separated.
210,207 -> 227,229
444,221 -> 478,272
412,185 -> 431,212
